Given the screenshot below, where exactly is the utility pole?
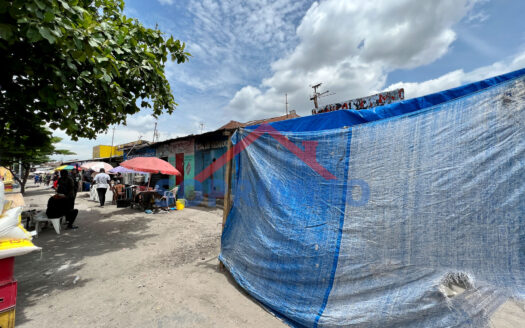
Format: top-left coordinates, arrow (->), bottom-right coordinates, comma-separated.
199,122 -> 204,134
285,93 -> 289,116
110,126 -> 116,160
152,121 -> 158,143
310,83 -> 335,114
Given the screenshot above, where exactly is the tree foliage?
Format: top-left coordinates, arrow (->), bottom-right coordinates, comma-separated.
0,0 -> 190,141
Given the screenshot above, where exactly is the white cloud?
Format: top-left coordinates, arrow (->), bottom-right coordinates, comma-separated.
125,114 -> 156,130
386,49 -> 525,98
50,0 -> 525,161
176,0 -> 312,92
466,7 -> 489,24
225,0 -> 484,120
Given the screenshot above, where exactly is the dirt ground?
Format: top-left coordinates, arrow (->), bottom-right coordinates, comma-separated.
14,182 -> 285,328
12,182 -> 525,328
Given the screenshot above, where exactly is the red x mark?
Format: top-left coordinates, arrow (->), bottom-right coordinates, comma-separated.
194,124 -> 336,182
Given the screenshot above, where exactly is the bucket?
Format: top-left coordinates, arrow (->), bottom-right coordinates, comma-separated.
176,199 -> 185,210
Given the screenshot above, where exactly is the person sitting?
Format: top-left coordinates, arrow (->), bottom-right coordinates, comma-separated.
112,180 -> 126,204
46,193 -> 78,230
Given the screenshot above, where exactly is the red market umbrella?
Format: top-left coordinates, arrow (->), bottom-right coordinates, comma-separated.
120,157 -> 181,176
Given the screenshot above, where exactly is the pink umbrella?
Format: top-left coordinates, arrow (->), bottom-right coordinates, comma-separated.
120,157 -> 181,176
80,161 -> 113,172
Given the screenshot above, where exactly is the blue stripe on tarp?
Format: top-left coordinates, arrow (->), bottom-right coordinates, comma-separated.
247,67 -> 525,132
313,129 -> 353,327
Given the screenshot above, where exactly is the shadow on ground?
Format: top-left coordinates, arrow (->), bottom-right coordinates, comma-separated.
194,258 -> 274,317
14,190 -> 157,326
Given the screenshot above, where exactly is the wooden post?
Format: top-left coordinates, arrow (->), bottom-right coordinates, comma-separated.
222,134 -> 234,230
220,134 -> 234,270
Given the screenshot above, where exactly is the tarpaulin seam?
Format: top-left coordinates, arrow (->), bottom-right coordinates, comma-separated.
313,129 -> 353,327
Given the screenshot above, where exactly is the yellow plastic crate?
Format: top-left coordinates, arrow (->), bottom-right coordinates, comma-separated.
0,308 -> 15,328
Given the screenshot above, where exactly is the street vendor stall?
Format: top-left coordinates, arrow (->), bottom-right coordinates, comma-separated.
81,162 -> 115,203
108,166 -> 149,207
120,157 -> 181,211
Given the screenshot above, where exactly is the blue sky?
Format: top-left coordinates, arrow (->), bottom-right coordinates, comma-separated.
54,0 -> 525,160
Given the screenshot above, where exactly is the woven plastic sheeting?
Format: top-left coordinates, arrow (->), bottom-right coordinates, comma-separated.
219,69 -> 525,327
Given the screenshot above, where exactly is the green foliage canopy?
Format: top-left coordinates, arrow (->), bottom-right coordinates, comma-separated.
0,0 -> 190,141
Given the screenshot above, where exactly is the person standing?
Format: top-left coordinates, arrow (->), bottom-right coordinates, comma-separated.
94,168 -> 111,207
52,172 -> 59,189
71,169 -> 81,197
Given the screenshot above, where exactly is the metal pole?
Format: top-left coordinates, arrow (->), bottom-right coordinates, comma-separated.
285,93 -> 288,116
110,126 -> 116,161
152,122 -> 157,143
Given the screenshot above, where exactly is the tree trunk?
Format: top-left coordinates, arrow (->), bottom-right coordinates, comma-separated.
21,163 -> 30,194
7,167 -> 22,193
7,163 -> 30,194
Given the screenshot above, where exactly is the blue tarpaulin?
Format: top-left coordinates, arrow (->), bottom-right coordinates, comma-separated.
219,68 -> 525,327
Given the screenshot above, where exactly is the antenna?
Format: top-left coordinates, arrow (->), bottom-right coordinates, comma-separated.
310,83 -> 335,113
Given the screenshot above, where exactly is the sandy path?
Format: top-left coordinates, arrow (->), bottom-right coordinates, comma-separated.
14,182 -> 284,327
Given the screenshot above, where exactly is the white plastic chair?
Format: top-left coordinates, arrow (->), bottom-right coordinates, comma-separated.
33,211 -> 64,236
160,186 -> 179,207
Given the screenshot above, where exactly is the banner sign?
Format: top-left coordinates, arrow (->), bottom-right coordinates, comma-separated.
312,88 -> 404,115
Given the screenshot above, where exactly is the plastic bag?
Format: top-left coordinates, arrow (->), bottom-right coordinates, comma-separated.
0,239 -> 40,259
0,181 -> 4,211
0,182 -> 40,259
0,207 -> 32,241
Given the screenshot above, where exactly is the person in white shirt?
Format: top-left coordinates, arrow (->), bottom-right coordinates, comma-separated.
94,168 -> 111,207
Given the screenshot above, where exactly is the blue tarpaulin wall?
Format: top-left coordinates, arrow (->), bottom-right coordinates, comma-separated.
219,68 -> 525,327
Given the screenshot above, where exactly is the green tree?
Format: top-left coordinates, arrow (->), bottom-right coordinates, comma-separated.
0,123 -> 75,194
0,0 -> 190,140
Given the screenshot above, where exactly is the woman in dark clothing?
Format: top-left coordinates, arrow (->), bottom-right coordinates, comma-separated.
52,170 -> 78,229
56,170 -> 75,211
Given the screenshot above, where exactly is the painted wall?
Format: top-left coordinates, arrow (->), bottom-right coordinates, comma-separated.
156,139 -> 194,158
183,153 -> 195,199
93,145 -> 123,158
168,155 -> 176,189
155,139 -> 196,196
152,134 -> 230,200
195,146 -> 227,198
